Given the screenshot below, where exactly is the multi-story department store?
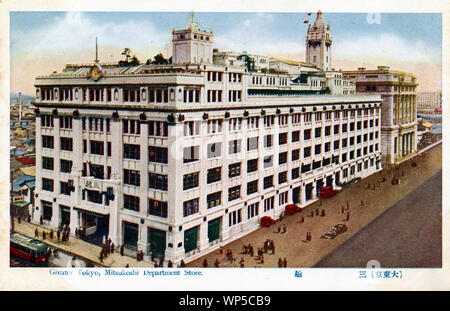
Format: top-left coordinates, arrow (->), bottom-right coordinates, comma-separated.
32,13 -> 383,264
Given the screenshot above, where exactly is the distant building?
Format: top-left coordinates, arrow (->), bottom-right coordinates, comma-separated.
417,91 -> 442,114
343,66 -> 418,165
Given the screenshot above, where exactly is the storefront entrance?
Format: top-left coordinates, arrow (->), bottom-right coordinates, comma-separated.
292,186 -> 301,204
123,221 -> 139,249
79,210 -> 110,246
208,218 -> 221,243
184,226 -> 199,253
149,228 -> 166,255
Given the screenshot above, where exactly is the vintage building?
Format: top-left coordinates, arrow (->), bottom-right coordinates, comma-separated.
32,12 -> 382,265
417,91 -> 442,114
342,66 -> 418,165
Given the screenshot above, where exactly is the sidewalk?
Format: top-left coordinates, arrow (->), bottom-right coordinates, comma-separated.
187,144 -> 442,268
12,219 -> 154,268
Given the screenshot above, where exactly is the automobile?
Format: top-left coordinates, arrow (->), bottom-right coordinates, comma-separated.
321,224 -> 348,239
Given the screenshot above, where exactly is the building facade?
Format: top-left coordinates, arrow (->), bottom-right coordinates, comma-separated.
342,66 -> 418,165
32,13 -> 383,265
417,91 -> 442,114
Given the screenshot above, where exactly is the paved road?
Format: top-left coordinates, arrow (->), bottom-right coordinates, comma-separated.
315,169 -> 442,268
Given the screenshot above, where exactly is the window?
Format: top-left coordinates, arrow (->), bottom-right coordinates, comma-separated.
325,142 -> 331,152
264,196 -> 274,212
183,146 -> 200,163
60,137 -> 73,151
228,118 -> 242,131
292,130 -> 300,142
207,167 -> 221,184
41,115 -> 54,128
279,152 -> 288,165
148,199 -> 168,218
292,149 -> 300,161
42,157 -> 54,170
149,173 -> 168,191
304,146 -> 311,158
148,146 -> 168,164
279,191 -> 288,205
292,167 -> 300,180
263,175 -> 274,189
183,172 -> 199,190
60,181 -> 71,195
264,135 -> 273,148
207,119 -> 223,134
247,137 -> 258,151
207,142 -> 221,159
315,127 -> 321,138
278,171 -> 288,184
315,144 -> 321,155
42,135 -> 54,149
342,138 -> 348,148
228,139 -> 241,154
90,140 -> 104,155
334,140 -> 340,150
148,121 -> 168,137
124,194 -> 139,212
60,159 -> 72,173
325,126 -> 331,136
228,209 -> 242,227
304,129 -> 311,140
279,132 -> 288,145
263,155 -> 273,168
247,180 -> 258,195
229,163 -> 241,178
247,117 -> 259,129
183,198 -> 199,217
207,192 -> 221,209
342,123 -> 348,133
228,185 -> 241,201
247,202 -> 259,219
183,121 -> 200,136
124,144 -> 140,160
42,178 -> 54,192
124,169 -> 140,186
247,158 -> 258,173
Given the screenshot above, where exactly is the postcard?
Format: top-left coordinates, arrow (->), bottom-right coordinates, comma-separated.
0,0 -> 448,292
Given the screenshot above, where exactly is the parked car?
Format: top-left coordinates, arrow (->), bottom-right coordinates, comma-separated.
321,224 -> 348,239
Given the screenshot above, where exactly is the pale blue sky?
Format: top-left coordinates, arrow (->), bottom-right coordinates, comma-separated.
10,11 -> 442,94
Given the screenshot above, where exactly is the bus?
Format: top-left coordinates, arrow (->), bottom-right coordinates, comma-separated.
10,233 -> 50,266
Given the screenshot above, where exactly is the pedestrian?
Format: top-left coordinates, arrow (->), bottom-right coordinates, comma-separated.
35,228 -> 38,238
18,217 -> 21,224
283,258 -> 287,268
214,259 -> 220,267
203,259 -> 208,267
99,251 -> 104,263
300,215 -> 304,223
180,259 -> 186,267
40,215 -> 43,225
125,264 -> 129,268
346,200 -> 349,210
341,206 -> 344,214
49,230 -> 54,240
75,228 -> 78,238
321,209 -> 326,217
315,209 -> 319,216
42,231 -> 46,240
168,260 -> 173,268
260,255 -> 264,264
242,245 -> 248,254
111,242 -> 115,253
240,257 -> 245,268
277,226 -> 281,233
346,211 -> 350,221
57,230 -> 61,241
310,211 -> 314,218
272,242 -> 276,255
278,258 -> 283,268
136,250 -> 140,261
120,245 -> 124,256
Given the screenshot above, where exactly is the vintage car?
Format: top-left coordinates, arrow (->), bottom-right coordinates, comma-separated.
320,224 -> 348,239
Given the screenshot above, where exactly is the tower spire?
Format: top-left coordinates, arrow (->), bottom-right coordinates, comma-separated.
94,37 -> 99,63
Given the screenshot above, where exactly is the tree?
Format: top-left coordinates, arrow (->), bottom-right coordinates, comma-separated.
118,48 -> 140,66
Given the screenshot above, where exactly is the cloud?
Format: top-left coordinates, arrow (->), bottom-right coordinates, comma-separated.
12,12 -> 169,55
214,13 -> 302,55
334,32 -> 441,65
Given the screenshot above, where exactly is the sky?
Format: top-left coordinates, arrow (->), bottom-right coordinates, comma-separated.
10,11 -> 442,95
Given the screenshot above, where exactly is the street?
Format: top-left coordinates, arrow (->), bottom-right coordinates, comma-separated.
315,169 -> 442,268
187,144 -> 442,268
